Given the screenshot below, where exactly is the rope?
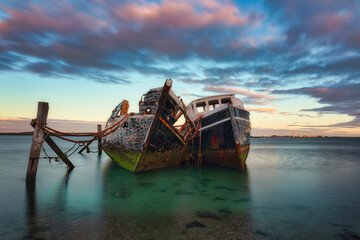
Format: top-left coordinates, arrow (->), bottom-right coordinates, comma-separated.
43,114 -> 130,136
185,117 -> 202,142
41,142 -> 82,167
41,139 -> 83,167
63,142 -> 78,155
41,144 -> 61,166
33,114 -> 129,144
66,143 -> 82,157
34,114 -> 131,169
39,132 -> 60,164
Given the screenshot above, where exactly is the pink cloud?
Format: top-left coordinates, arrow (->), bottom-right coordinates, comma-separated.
0,3 -> 107,36
113,0 -> 256,29
245,107 -> 277,114
279,112 -> 316,118
305,88 -> 333,94
310,12 -> 351,36
204,85 -> 275,100
0,117 -> 28,122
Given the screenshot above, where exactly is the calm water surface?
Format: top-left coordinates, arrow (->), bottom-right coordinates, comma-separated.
0,136 -> 359,239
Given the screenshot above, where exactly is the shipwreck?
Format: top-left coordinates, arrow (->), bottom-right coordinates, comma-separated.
102,79 -> 196,172
103,80 -> 251,172
183,94 -> 251,169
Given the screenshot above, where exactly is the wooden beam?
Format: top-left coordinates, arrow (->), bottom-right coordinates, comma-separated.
97,124 -> 102,155
78,135 -> 98,154
29,119 -> 75,169
26,102 -> 49,183
175,111 -> 183,120
43,135 -> 75,169
168,89 -> 196,130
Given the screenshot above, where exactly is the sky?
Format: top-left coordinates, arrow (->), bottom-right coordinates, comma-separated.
0,0 -> 359,136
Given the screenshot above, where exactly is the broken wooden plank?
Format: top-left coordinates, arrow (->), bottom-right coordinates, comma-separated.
43,135 -> 75,169
78,135 -> 99,154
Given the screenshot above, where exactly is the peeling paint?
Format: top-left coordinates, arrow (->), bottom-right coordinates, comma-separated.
103,80 -> 189,172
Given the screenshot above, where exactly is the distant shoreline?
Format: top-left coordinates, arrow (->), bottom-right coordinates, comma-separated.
0,132 -> 33,135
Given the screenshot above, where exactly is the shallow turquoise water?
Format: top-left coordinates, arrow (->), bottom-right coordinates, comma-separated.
0,136 -> 359,239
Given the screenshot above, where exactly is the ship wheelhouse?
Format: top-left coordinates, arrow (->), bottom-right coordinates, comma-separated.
186,94 -> 249,123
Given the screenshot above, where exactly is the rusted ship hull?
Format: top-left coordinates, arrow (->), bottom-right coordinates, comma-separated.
102,115 -> 187,172
189,104 -> 251,170
103,80 -> 190,173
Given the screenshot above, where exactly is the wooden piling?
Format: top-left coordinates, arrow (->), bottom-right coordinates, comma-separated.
97,124 -> 102,155
26,102 -> 49,183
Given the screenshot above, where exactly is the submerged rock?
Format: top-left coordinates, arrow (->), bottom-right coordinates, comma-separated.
175,190 -> 194,195
212,197 -> 226,201
115,190 -> 131,198
186,221 -> 206,228
337,228 -> 360,240
199,193 -> 211,196
254,230 -> 268,236
232,198 -> 250,203
38,226 -> 51,232
139,182 -> 154,187
195,211 -> 222,220
213,186 -> 236,191
218,208 -> 232,214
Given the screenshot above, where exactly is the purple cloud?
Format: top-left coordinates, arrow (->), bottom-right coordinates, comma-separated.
264,0 -> 360,49
0,0 -> 359,128
273,82 -> 360,128
0,0 -> 266,83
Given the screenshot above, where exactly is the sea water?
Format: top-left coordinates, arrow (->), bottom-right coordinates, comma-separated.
0,136 -> 359,239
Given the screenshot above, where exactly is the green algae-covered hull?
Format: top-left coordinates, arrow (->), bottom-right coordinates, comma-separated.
104,145 -> 187,173
103,145 -> 142,172
103,117 -> 188,173
103,79 -> 190,173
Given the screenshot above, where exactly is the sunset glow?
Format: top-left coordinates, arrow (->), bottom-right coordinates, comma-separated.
1,0 -> 359,136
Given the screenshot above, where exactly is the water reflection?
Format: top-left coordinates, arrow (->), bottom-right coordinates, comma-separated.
9,136 -> 360,239
25,171 -> 72,239
101,162 -> 254,239
22,157 -> 254,239
25,183 -> 37,239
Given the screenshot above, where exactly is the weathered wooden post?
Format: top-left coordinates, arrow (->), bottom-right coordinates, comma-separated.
26,102 -> 49,183
97,124 -> 102,155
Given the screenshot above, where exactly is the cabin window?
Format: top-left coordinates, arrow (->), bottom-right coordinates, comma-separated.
221,98 -> 231,104
196,102 -> 207,113
238,109 -> 250,120
208,99 -> 219,111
